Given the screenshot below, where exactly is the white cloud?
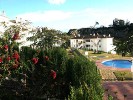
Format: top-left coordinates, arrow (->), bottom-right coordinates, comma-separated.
16,8 -> 133,32
17,10 -> 72,22
48,0 -> 66,5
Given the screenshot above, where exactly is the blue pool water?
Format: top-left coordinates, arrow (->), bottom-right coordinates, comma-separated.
102,60 -> 132,68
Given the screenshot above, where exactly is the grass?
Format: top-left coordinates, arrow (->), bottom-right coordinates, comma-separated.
79,50 -> 131,61
79,49 -> 133,81
114,71 -> 133,81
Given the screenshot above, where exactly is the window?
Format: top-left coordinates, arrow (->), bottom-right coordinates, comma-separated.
86,45 -> 90,47
86,40 -> 90,42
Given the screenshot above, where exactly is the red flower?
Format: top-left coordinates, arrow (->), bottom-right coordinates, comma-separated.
7,56 -> 11,61
32,58 -> 38,64
50,70 -> 56,79
0,58 -> 3,63
13,33 -> 20,40
45,56 -> 49,61
3,45 -> 8,51
12,51 -> 20,60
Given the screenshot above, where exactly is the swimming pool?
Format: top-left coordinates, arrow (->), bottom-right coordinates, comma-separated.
102,60 -> 132,68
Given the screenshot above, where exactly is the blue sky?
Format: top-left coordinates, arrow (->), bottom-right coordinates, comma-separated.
0,0 -> 133,32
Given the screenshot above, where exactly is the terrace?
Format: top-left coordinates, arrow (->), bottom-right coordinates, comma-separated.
79,49 -> 133,99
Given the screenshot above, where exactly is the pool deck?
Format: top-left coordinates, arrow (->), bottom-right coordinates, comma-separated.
95,58 -> 133,100
96,59 -> 131,71
103,81 -> 133,100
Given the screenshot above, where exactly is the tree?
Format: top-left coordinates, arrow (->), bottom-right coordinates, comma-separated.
114,24 -> 133,56
27,27 -> 70,50
27,27 -> 58,49
94,21 -> 99,28
113,18 -> 125,27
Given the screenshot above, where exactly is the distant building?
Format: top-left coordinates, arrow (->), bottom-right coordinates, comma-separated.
0,11 -> 10,33
70,33 -> 116,53
0,11 -> 35,47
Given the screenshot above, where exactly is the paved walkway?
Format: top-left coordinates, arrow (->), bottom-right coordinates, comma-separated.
103,81 -> 133,100
99,69 -> 117,80
96,59 -> 133,100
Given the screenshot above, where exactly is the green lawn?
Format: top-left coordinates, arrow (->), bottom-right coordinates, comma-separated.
114,71 -> 133,81
79,50 -> 131,61
79,49 -> 133,81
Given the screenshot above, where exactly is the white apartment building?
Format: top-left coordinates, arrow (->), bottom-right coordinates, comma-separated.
0,11 -> 63,48
0,11 -> 11,33
70,33 -> 115,53
0,11 -> 34,47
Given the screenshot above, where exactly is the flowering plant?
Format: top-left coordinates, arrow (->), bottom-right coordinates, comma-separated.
50,70 -> 57,79
0,26 -> 21,80
0,24 -> 67,99
32,57 -> 38,64
0,25 -> 103,99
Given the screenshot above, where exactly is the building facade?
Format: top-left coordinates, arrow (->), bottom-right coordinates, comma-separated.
0,11 -> 35,47
70,34 -> 115,53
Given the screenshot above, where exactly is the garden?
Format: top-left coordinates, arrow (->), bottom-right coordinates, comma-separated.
0,25 -> 105,99
79,49 -> 133,80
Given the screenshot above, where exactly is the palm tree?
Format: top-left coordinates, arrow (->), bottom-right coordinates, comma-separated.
94,22 -> 99,28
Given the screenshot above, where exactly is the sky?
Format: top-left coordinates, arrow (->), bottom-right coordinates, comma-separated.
0,0 -> 133,32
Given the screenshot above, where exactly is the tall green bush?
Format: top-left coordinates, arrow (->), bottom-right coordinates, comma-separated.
19,47 -> 69,99
0,38 -> 103,99
66,50 -> 103,99
68,82 -> 102,100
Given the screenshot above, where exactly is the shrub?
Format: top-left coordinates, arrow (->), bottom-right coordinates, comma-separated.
0,24 -> 103,99
114,71 -> 132,81
20,47 -> 69,99
66,50 -> 103,99
68,82 -> 103,100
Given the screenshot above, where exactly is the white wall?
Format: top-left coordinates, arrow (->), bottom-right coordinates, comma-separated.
106,38 -> 114,52
70,39 -> 76,48
70,37 -> 115,53
0,15 -> 9,33
0,14 -> 34,48
90,38 -> 101,50
101,38 -> 114,52
16,30 -> 33,47
101,38 -> 107,52
70,39 -> 84,48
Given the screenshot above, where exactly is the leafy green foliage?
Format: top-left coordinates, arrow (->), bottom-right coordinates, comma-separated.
66,50 -> 103,99
27,27 -> 64,49
68,82 -> 103,100
0,24 -> 103,99
114,71 -> 132,81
